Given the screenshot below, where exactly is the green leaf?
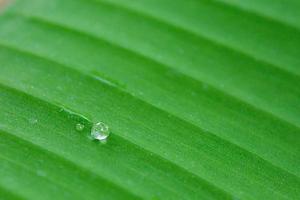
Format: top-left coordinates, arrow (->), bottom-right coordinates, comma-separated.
0,0 -> 299,199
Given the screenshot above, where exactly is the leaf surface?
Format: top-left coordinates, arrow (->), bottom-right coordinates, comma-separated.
0,0 -> 299,199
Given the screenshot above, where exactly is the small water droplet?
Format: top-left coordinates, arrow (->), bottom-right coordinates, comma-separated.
91,122 -> 110,141
75,123 -> 85,131
28,118 -> 38,125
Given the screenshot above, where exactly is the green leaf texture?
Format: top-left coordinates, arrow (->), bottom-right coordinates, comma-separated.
0,0 -> 299,199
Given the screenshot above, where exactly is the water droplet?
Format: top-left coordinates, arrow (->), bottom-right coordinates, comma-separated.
75,123 -> 85,131
91,122 -> 110,141
28,118 -> 38,125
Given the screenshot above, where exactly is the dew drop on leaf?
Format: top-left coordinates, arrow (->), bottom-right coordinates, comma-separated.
91,122 -> 110,141
28,118 -> 38,125
75,123 -> 85,131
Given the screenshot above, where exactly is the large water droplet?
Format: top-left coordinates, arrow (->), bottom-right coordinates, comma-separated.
91,122 -> 110,141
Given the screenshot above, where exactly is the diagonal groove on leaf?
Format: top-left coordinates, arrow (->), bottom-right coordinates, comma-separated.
213,0 -> 300,30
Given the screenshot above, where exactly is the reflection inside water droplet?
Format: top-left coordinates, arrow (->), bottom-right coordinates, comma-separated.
91,122 -> 110,141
